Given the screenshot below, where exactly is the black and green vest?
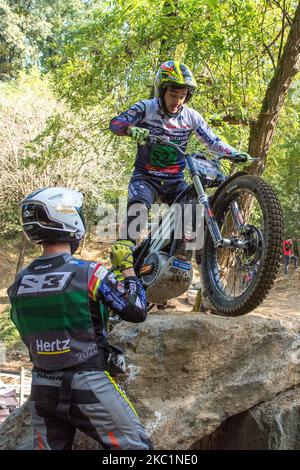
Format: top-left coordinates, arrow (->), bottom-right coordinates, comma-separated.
7,254 -> 106,371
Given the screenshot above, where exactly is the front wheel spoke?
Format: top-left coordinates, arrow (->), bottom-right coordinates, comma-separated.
211,189 -> 266,299
215,233 -> 263,297
232,256 -> 241,296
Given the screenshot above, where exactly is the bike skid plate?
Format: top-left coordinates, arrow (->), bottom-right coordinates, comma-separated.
141,252 -> 193,304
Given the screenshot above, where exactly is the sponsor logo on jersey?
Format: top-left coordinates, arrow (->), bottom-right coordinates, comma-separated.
17,272 -> 72,294
36,338 -> 71,355
33,264 -> 53,270
94,265 -> 108,280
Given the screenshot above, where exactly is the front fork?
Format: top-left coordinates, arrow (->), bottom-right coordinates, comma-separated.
192,174 -> 246,249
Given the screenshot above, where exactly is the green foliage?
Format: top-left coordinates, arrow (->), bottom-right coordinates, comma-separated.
264,88 -> 300,238
0,307 -> 22,349
0,0 -> 92,79
0,70 -> 133,238
49,1 -> 295,113
0,70 -> 57,236
0,0 -> 300,242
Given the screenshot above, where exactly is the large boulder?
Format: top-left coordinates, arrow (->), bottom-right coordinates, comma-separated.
1,311 -> 300,449
0,401 -> 32,450
110,312 -> 300,449
192,385 -> 300,449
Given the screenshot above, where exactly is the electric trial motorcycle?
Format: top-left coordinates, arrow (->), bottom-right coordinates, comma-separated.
133,135 -> 284,316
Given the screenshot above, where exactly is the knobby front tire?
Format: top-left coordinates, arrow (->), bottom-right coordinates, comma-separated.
201,175 -> 283,316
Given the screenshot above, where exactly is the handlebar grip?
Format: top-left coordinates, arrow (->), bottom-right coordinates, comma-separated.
231,153 -> 258,163
230,155 -> 259,165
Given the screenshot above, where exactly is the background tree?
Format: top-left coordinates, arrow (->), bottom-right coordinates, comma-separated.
0,70 -> 128,239
0,0 -> 91,80
249,0 -> 300,174
1,0 -> 299,242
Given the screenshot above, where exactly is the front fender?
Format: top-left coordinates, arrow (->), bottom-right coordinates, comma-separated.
209,171 -> 248,208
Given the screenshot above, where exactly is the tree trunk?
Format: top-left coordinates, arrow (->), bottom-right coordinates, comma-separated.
15,234 -> 27,279
248,1 -> 300,175
158,1 -> 179,61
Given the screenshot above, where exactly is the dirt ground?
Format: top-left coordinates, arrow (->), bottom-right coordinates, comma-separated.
251,268 -> 300,322
0,241 -> 299,373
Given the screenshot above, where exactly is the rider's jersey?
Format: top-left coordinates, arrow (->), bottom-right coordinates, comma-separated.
283,240 -> 293,256
7,253 -> 147,371
110,98 -> 236,179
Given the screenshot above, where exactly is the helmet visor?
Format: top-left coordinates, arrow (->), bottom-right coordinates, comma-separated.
21,203 -> 64,229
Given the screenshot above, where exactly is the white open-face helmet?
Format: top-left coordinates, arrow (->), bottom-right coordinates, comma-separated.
20,187 -> 85,252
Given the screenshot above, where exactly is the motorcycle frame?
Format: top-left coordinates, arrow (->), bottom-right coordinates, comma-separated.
133,144 -> 248,272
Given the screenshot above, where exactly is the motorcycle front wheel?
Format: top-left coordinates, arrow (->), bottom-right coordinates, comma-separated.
201,175 -> 283,316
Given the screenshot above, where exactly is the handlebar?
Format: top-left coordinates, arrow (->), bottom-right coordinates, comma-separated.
147,135 -> 258,163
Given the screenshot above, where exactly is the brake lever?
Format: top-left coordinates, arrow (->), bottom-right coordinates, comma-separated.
218,155 -> 259,164
234,156 -> 259,164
